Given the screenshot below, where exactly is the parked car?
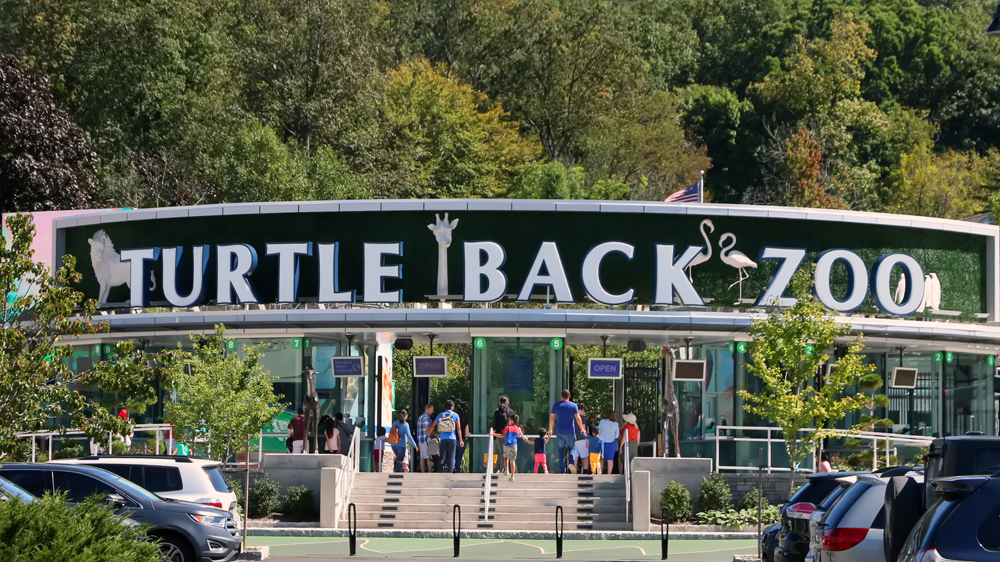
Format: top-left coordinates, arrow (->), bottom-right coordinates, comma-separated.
0,475 -> 36,504
899,474 -> 1000,562
883,435 -> 1000,561
814,471 -> 922,562
774,472 -> 866,562
49,455 -> 241,524
762,522 -> 781,562
0,463 -> 241,562
804,480 -> 851,562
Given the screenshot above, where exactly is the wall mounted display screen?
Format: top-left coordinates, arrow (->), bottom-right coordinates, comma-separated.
890,367 -> 918,389
673,360 -> 706,382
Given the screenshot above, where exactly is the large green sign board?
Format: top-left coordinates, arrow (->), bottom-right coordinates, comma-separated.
58,206 -> 991,316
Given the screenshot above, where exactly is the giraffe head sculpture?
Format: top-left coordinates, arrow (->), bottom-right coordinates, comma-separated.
427,213 -> 459,248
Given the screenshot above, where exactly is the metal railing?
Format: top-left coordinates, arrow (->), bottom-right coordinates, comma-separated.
711,425 -> 935,473
16,424 -> 174,461
467,433 -> 495,520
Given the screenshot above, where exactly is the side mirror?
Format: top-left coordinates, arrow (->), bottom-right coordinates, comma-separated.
105,493 -> 127,509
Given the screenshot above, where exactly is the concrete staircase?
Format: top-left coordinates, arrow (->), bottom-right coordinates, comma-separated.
343,472 -> 629,531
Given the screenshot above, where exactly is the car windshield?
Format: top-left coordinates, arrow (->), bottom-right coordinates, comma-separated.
820,482 -> 870,529
88,469 -> 163,503
0,477 -> 36,503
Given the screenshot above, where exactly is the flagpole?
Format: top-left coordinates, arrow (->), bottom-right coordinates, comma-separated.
698,170 -> 704,203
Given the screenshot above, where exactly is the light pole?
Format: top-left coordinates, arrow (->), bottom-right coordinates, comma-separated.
986,4 -> 1000,35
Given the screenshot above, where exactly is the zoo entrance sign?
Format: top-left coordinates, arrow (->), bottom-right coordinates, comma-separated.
56,202 -> 994,318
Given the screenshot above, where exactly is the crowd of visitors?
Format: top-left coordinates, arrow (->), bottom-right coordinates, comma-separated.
294,390 -> 641,475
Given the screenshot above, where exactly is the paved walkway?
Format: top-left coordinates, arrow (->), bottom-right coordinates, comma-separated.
246,536 -> 758,561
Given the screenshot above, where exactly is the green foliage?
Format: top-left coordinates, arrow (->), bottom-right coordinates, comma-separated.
740,266 -> 876,497
248,476 -> 282,519
164,325 -> 288,462
281,486 -> 317,520
5,0 -> 1000,211
382,57 -> 540,198
0,214 -> 185,459
52,440 -> 85,460
739,487 -> 769,511
0,494 -> 160,562
110,440 -> 127,455
660,481 -> 693,523
696,505 -> 780,528
698,473 -> 733,513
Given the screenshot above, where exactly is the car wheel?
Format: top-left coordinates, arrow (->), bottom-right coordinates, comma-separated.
156,535 -> 194,562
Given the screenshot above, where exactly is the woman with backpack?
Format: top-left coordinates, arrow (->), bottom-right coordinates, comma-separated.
389,410 -> 417,472
491,396 -> 512,474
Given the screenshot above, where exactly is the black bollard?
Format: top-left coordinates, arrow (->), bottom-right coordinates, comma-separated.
661,506 -> 668,560
348,503 -> 357,556
555,506 -> 564,559
453,504 -> 461,557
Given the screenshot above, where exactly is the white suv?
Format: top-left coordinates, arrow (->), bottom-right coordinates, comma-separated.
49,455 -> 242,524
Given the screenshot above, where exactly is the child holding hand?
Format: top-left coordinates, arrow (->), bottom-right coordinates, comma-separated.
529,429 -> 550,473
502,415 -> 530,481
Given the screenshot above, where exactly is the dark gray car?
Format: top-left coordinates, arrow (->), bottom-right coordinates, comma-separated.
0,463 -> 240,562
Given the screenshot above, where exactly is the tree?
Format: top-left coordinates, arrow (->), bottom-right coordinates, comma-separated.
381,58 -> 540,198
887,140 -> 987,219
739,266 -> 875,497
845,373 -> 892,470
165,325 -> 286,462
0,214 -> 183,458
0,55 -> 97,213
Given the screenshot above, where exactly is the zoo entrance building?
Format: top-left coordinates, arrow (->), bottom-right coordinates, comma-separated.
30,200 -> 1000,471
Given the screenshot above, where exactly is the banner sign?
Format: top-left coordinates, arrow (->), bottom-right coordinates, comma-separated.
413,356 -> 448,377
588,357 -> 623,379
54,205 -> 992,318
331,357 -> 364,377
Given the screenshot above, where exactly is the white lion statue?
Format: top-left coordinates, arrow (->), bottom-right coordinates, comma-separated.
88,230 -> 155,306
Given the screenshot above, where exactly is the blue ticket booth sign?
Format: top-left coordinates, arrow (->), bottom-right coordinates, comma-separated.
413,356 -> 449,377
331,357 -> 364,377
588,357 -> 623,379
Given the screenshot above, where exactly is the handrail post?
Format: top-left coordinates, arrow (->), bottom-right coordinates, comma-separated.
766,429 -> 772,475
453,504 -> 461,557
715,432 -> 720,473
483,435 -> 494,520
555,506 -> 564,559
348,502 -> 357,556
624,446 -> 631,523
661,506 -> 668,560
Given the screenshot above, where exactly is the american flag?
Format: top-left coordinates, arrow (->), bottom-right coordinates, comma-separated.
663,182 -> 700,203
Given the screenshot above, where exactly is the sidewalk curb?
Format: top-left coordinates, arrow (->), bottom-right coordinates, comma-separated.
246,527 -> 756,540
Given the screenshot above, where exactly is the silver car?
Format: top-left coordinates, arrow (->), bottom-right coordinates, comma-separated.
815,473 -> 922,562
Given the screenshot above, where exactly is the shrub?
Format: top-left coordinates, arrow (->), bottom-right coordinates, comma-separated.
227,477 -> 247,512
696,505 -> 780,528
111,440 -> 127,455
0,493 -> 160,561
660,481 -> 692,523
698,473 -> 733,512
282,486 -> 316,520
739,487 -> 770,511
52,440 -> 85,460
248,476 -> 281,519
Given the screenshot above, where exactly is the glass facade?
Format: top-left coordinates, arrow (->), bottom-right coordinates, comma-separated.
58,332 -> 998,470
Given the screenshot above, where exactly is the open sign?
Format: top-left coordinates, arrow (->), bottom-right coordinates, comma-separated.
588,358 -> 623,380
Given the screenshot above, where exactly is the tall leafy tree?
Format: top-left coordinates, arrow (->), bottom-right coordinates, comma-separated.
0,56 -> 97,213
381,58 -> 540,198
165,325 -> 286,462
740,267 -> 875,497
0,214 -> 184,458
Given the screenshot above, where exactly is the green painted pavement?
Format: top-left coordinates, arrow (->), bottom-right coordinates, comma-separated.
246,536 -> 758,561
